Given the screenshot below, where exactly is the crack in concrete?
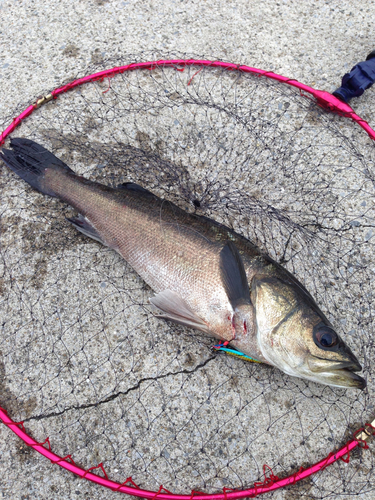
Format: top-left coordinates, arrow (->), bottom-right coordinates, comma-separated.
24,355 -> 216,422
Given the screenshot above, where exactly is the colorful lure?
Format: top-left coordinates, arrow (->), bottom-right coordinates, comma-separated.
213,342 -> 262,363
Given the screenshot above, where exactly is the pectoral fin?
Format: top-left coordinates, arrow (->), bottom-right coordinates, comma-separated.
150,290 -> 211,333
220,241 -> 251,309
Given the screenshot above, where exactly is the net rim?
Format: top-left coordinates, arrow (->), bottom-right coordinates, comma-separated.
0,406 -> 364,499
0,57 -> 374,498
1,58 -> 375,144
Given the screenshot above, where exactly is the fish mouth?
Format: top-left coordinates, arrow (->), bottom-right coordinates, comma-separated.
326,369 -> 367,390
308,356 -> 362,373
307,356 -> 366,389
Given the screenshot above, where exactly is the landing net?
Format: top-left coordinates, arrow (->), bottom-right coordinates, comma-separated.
1,57 -> 375,499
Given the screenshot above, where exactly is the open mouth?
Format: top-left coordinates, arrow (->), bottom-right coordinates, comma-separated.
307,356 -> 366,389
308,356 -> 362,373
328,369 -> 367,390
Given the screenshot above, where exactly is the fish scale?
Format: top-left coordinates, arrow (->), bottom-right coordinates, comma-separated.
44,166 -> 248,342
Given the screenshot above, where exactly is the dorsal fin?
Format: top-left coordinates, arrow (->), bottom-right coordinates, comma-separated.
117,182 -> 155,196
220,241 -> 251,309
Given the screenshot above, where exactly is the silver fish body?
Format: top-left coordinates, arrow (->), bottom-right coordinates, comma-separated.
0,138 -> 366,389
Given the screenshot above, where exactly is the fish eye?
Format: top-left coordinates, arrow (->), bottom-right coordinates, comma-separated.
313,324 -> 339,349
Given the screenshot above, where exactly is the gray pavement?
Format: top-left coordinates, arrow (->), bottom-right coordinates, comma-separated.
1,1 -> 375,499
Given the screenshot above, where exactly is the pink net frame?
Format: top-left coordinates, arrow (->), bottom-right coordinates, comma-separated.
1,58 -> 374,498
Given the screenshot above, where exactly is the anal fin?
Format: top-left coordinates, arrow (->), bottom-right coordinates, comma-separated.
150,290 -> 211,334
67,214 -> 105,245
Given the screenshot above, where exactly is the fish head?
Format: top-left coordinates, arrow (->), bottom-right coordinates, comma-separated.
252,276 -> 366,389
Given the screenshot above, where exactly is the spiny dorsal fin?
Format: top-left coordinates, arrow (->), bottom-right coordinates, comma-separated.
220,241 -> 251,309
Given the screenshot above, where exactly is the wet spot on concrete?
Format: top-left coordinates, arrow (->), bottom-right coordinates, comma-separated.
0,352 -> 18,415
62,44 -> 79,58
91,48 -> 104,64
30,258 -> 48,289
15,443 -> 33,463
136,131 -> 153,153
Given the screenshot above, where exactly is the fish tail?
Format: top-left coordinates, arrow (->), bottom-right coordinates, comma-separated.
0,138 -> 74,198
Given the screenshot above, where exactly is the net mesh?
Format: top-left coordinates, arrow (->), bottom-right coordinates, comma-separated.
1,58 -> 375,499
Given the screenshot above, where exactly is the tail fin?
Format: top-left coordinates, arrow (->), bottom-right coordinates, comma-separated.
0,138 -> 74,197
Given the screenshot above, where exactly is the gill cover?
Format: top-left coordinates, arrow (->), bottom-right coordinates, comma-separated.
251,276 -> 365,388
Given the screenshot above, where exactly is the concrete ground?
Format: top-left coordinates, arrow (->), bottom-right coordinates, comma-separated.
1,1 -> 375,499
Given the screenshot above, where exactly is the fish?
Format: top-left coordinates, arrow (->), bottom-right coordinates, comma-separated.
0,138 -> 366,390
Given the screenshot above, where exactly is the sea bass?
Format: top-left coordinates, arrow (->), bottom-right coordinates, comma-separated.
0,138 -> 366,389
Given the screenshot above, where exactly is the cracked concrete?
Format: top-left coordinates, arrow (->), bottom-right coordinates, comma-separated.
24,356 -> 216,423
